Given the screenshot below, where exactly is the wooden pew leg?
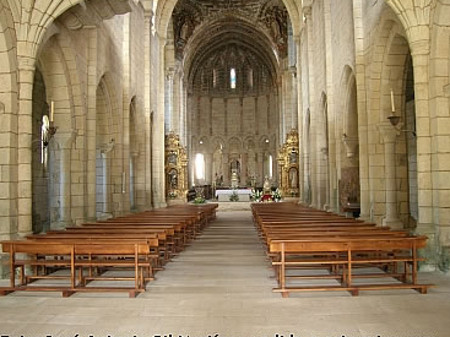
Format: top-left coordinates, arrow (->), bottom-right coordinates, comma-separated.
0,288 -> 15,296
62,290 -> 76,297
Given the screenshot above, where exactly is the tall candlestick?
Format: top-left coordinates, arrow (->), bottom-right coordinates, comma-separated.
390,89 -> 395,112
50,101 -> 54,122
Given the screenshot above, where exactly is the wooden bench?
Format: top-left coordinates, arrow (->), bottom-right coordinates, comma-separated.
252,203 -> 434,297
270,236 -> 432,297
0,204 -> 217,297
0,240 -> 154,298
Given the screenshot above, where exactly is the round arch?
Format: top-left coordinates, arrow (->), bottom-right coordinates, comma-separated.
154,0 -> 301,40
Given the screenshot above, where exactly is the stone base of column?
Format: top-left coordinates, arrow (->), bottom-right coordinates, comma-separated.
96,213 -> 113,221
50,221 -> 73,230
153,201 -> 168,209
382,218 -> 404,230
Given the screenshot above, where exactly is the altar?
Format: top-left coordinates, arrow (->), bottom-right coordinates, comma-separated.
215,189 -> 252,202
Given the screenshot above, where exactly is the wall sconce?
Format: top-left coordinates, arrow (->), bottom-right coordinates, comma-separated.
387,114 -> 401,127
387,113 -> 416,137
387,90 -> 416,137
45,101 -> 58,145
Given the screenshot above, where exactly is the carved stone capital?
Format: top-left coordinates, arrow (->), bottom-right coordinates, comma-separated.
98,139 -> 115,154
342,135 -> 359,158
54,130 -> 77,150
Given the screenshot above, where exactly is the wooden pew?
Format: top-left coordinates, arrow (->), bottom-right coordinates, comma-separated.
269,236 -> 431,297
0,240 -> 153,298
251,202 -> 434,297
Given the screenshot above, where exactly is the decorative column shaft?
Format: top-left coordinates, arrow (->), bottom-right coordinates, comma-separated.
379,123 -> 403,229
53,131 -> 76,229
204,152 -> 213,185
99,140 -> 115,217
152,34 -> 167,208
17,56 -> 35,236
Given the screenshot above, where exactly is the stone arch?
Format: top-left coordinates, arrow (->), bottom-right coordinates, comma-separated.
155,0 -> 301,40
338,65 -> 360,215
37,35 -> 76,132
96,73 -> 120,219
367,11 -> 415,227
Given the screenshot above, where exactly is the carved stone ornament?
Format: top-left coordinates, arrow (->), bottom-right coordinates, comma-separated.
277,129 -> 299,197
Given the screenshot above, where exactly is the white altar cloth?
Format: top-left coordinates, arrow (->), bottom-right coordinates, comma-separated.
215,189 -> 252,202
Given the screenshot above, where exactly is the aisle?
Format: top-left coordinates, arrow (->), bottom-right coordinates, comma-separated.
143,210 -> 276,298
1,209 -> 449,337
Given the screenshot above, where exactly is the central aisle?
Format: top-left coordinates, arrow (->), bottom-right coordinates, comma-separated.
145,209 -> 276,298
0,208 -> 449,337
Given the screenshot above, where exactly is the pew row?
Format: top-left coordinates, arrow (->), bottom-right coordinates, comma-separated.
0,203 -> 218,297
252,202 -> 434,297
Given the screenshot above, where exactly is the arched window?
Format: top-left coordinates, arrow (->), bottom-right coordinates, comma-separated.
195,153 -> 205,180
213,69 -> 218,88
230,68 -> 236,89
247,68 -> 253,88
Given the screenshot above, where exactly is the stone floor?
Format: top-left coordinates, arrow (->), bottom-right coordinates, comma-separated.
1,206 -> 450,337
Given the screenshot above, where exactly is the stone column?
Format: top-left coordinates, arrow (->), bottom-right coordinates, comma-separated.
222,152 -> 229,186
294,33 -> 305,203
130,151 -> 139,211
152,34 -> 167,208
241,153 -> 248,186
166,68 -> 175,132
144,10 -> 153,209
86,28 -> 98,221
204,152 -> 213,185
379,123 -> 403,229
99,140 -> 115,218
52,131 -> 76,229
257,151 -> 264,186
17,56 -> 35,236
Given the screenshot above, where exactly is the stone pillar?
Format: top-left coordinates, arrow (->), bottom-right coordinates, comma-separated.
204,152 -> 213,185
17,56 -> 35,236
152,34 -> 167,208
294,33 -> 305,203
52,131 -> 76,229
166,68 -> 175,132
222,152 -> 229,186
241,153 -> 248,186
352,0 -> 370,221
130,151 -> 139,211
379,123 -> 403,229
86,28 -> 98,221
98,140 -> 115,218
257,151 -> 264,186
144,10 -> 153,209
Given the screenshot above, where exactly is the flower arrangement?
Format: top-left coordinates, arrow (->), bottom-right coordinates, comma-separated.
251,188 -> 262,202
168,190 -> 178,199
272,188 -> 282,202
229,191 -> 239,202
193,196 -> 206,204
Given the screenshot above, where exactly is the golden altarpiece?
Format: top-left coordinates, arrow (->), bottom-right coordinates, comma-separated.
277,130 -> 299,197
165,132 -> 189,201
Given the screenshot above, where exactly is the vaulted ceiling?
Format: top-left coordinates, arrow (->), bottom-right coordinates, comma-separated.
172,0 -> 289,83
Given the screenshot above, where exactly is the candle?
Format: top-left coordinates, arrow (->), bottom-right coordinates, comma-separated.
49,101 -> 54,122
390,89 -> 395,112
